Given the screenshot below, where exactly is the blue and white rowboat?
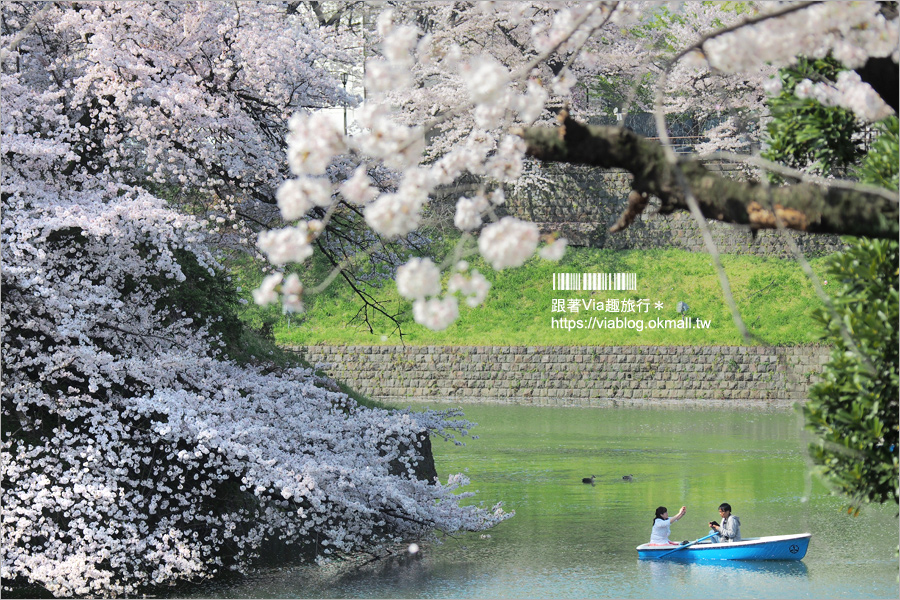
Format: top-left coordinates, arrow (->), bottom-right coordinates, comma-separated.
637,533 -> 811,561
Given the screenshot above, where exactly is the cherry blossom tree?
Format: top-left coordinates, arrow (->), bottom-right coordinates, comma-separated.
0,0 -> 425,332
2,2 -> 509,596
2,1 -> 356,222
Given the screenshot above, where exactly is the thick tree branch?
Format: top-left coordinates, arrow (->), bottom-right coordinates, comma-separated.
516,115 -> 899,239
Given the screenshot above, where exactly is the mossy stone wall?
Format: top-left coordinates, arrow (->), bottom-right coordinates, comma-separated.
291,345 -> 830,408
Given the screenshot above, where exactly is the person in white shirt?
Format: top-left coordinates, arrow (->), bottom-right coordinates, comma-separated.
649,505 -> 687,545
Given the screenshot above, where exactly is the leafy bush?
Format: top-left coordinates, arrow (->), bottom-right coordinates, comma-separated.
802,119 -> 899,511
803,238 -> 899,510
762,56 -> 899,511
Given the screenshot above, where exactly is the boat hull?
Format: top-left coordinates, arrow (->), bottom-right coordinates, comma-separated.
637,533 -> 811,561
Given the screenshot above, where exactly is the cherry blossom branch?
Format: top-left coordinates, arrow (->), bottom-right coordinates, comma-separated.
647,1 -> 887,342
703,152 -> 899,204
645,5 -> 818,344
0,2 -> 52,61
516,115 -> 898,239
380,508 -> 436,528
419,2 -> 607,135
308,233 -> 384,294
304,1 -> 365,27
315,241 -> 406,340
559,3 -> 617,74
667,1 -> 820,68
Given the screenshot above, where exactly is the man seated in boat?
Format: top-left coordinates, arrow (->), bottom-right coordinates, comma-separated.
707,502 -> 741,542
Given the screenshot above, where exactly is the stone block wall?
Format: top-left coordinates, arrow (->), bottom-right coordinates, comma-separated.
291,345 -> 832,408
498,163 -> 847,258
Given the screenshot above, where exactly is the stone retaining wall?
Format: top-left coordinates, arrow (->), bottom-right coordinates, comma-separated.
291,345 -> 831,408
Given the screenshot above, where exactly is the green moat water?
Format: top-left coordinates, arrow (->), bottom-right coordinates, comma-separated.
189,404 -> 898,599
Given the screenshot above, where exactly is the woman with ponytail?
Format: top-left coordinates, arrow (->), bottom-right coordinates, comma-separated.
649,505 -> 687,545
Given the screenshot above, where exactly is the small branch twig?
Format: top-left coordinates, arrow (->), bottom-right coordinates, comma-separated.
0,3 -> 53,61
760,183 -> 877,376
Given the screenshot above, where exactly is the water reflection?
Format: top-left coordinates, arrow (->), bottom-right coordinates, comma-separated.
636,560 -> 811,600
640,558 -> 810,580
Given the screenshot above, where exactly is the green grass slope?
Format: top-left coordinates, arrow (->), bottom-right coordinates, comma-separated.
233,247 -> 831,347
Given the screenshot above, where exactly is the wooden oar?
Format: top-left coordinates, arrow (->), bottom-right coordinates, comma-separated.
655,532 -> 718,558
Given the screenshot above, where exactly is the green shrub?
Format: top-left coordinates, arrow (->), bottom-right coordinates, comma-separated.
803,238 -> 899,510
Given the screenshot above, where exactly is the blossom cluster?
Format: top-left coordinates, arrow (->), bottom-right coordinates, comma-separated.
396,258 -> 442,300
0,185 -> 510,596
448,268 -> 493,308
248,2 -> 615,320
412,296 -> 461,331
703,3 -> 898,73
793,71 -> 895,123
393,256 -> 498,329
254,1 -> 897,331
478,217 -> 541,270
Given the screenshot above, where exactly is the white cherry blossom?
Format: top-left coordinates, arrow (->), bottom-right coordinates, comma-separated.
253,273 -> 283,306
396,258 -> 442,300
412,296 -> 459,331
539,238 -> 568,261
364,190 -> 425,238
478,217 -> 540,270
286,112 -> 347,176
257,224 -> 314,265
281,273 -> 305,313
795,70 -> 895,122
448,269 -> 492,308
462,57 -> 510,104
276,177 -> 333,221
339,166 -> 379,205
4,3 -> 897,593
454,194 -> 489,231
762,77 -> 784,96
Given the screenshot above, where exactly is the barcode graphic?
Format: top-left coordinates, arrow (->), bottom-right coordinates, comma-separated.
552,272 -> 637,291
